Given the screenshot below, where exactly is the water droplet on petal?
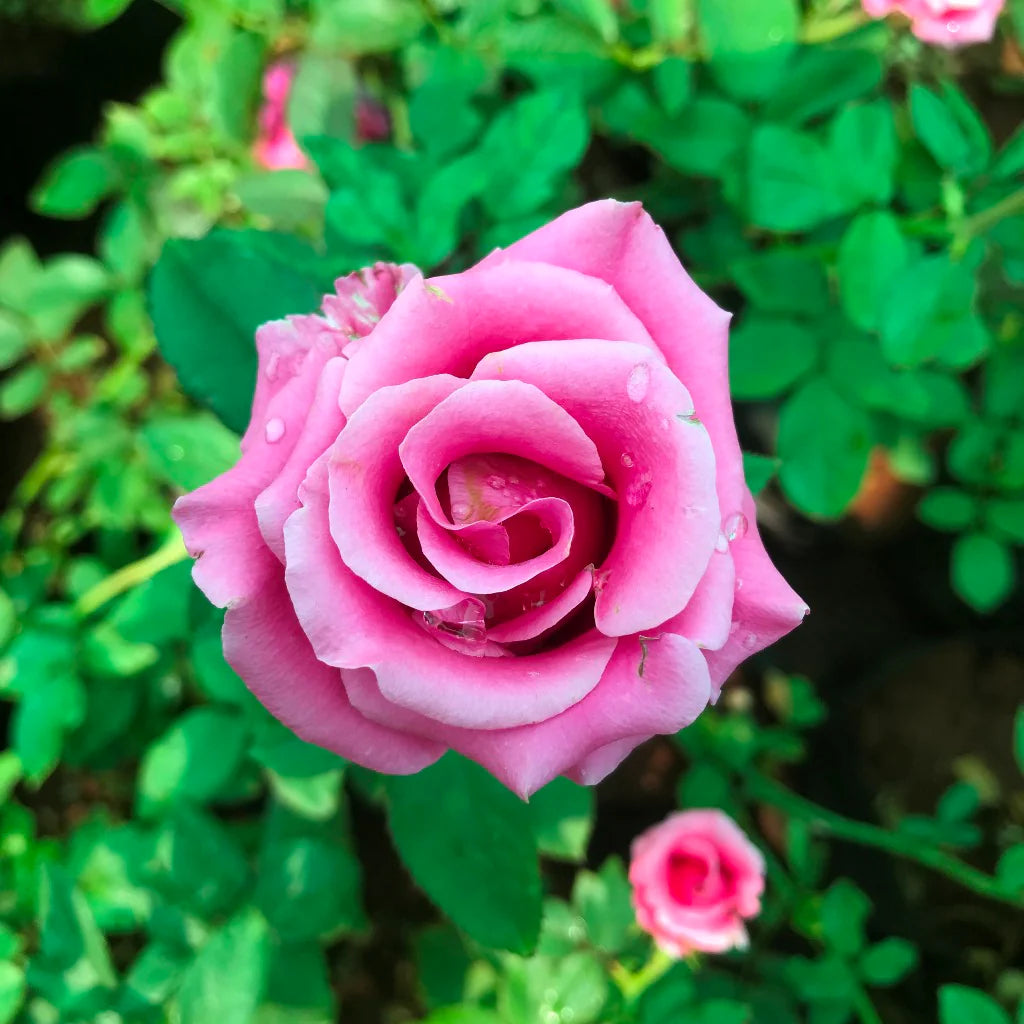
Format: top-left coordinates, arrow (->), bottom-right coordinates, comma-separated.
626,363 -> 651,402
625,471 -> 653,508
723,512 -> 748,542
947,19 -> 960,32
735,577 -> 744,591
714,532 -> 728,553
451,501 -> 471,522
264,417 -> 285,443
741,631 -> 758,650
486,475 -> 505,489
620,452 -> 635,468
592,567 -> 611,594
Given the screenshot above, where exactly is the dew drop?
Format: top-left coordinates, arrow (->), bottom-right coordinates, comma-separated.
723,512 -> 748,542
620,452 -> 635,468
947,19 -> 960,32
451,501 -> 471,522
626,363 -> 650,402
735,577 -> 744,591
486,474 -> 506,489
714,532 -> 728,553
592,567 -> 611,594
625,471 -> 653,508
264,417 -> 285,443
741,631 -> 758,650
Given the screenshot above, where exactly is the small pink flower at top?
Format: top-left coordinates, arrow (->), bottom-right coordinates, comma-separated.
862,0 -> 1004,46
629,809 -> 765,957
254,60 -> 308,171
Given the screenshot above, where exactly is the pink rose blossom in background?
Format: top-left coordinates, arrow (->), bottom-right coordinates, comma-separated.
862,0 -> 1004,46
630,810 -> 765,957
173,200 -> 807,799
253,59 -> 392,170
254,61 -> 308,171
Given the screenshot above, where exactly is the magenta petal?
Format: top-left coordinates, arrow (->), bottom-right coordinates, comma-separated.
658,550 -> 736,651
703,493 -> 809,697
482,200 -> 745,519
471,340 -> 719,637
338,261 -> 657,415
223,547 -> 442,773
255,356 -> 347,562
344,632 -> 710,798
486,569 -> 594,644
399,379 -> 607,530
286,457 -> 616,729
327,375 -> 466,611
416,496 -> 572,595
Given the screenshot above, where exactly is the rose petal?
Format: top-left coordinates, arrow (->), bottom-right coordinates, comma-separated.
471,340 -> 719,636
222,545 -> 443,773
328,375 -> 466,611
658,550 -> 736,651
285,456 -> 617,729
486,569 -> 594,644
343,632 -> 711,798
339,261 -> 658,415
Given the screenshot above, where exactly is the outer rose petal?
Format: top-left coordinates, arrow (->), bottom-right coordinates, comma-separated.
222,546 -> 443,773
338,261 -> 658,415
703,493 -> 808,697
343,632 -> 711,798
658,550 -> 736,652
285,456 -> 617,730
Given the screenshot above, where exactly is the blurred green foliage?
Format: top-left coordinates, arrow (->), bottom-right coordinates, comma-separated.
2,0 -> 1024,1021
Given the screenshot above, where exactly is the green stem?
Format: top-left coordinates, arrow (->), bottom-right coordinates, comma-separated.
611,946 -> 677,1003
953,186 -> 1024,256
745,773 -> 1021,909
800,8 -> 870,44
851,983 -> 885,1024
74,532 -> 188,619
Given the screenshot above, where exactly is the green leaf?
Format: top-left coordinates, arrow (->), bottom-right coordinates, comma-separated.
829,101 -> 897,208
149,230 -> 322,433
500,951 -> 609,1024
697,0 -> 799,102
479,91 -> 589,220
993,124 -> 1024,180
310,0 -> 426,53
778,379 -> 873,519
528,777 -> 594,862
0,311 -> 30,371
730,314 -> 817,399
1015,706 -> 1024,775
386,754 -> 542,953
938,986 -> 1012,1024
743,452 -> 779,495
733,249 -> 829,315
0,962 -> 26,1024
120,943 -> 190,1017
254,940 -> 336,1024
649,0 -> 693,43
289,53 -> 358,142
763,45 -> 882,124
747,125 -> 836,233
0,363 -> 47,419
32,147 -> 118,219
658,97 -> 752,178
81,0 -> 134,25
996,845 -> 1024,896
986,499 -> 1024,544
837,211 -> 909,332
858,938 -> 918,987
137,707 -> 249,817
951,533 -> 1016,613
919,489 -> 977,532
257,835 -> 364,941
177,908 -> 270,1024
651,58 -> 693,116
572,858 -> 635,954
820,879 -> 871,956
140,413 -> 240,491
234,171 -> 329,232
910,84 -> 991,177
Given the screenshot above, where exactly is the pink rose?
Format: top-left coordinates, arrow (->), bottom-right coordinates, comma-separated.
253,60 -> 392,171
173,201 -> 807,798
630,809 -> 765,957
254,61 -> 308,171
862,0 -> 1004,45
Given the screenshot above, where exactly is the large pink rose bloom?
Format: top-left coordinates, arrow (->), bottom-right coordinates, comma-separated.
630,810 -> 765,957
173,201 -> 807,798
862,0 -> 1004,45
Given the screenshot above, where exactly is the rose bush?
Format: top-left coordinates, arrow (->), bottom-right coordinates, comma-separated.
630,809 -> 766,957
862,0 -> 1005,45
173,200 -> 807,798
